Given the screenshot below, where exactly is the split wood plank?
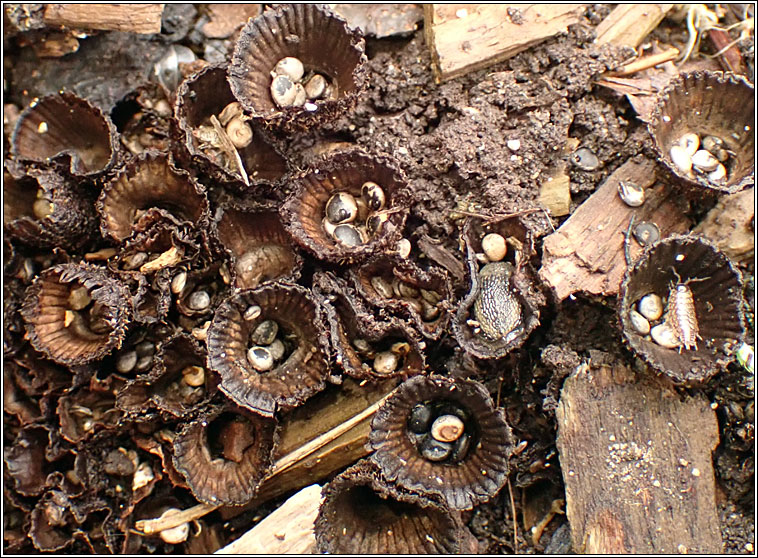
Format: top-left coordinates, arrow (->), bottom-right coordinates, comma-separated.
556,363 -> 723,553
424,4 -> 584,82
594,4 -> 675,48
215,484 -> 322,554
43,4 -> 164,34
538,157 -> 691,302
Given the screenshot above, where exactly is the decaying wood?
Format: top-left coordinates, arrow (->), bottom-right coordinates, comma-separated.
594,4 -> 674,47
424,4 -> 584,82
42,4 -> 164,34
538,157 -> 691,302
539,162 -> 571,218
693,187 -> 755,265
417,234 -> 466,282
556,363 -> 723,553
215,484 -> 322,554
201,4 -> 262,39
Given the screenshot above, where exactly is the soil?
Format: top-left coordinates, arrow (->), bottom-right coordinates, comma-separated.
3,4 -> 754,555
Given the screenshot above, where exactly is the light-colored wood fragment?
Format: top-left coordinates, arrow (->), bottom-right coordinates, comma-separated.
136,503 -> 219,535
424,4 -> 584,82
538,157 -> 691,301
606,47 -> 679,76
539,162 -> 571,217
43,4 -> 165,34
215,484 -> 322,554
556,363 -> 723,553
594,4 -> 674,47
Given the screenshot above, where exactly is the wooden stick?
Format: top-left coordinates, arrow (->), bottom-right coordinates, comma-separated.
594,4 -> 674,47
135,503 -> 219,535
268,391 -> 393,476
43,4 -> 165,34
607,47 -> 679,76
215,484 -> 323,554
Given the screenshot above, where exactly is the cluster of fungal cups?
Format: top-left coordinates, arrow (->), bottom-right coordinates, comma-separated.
669,132 -> 732,185
323,181 -> 388,247
9,3 -> 753,554
269,56 -> 335,109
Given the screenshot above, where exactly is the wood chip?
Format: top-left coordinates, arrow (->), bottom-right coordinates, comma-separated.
210,114 -> 250,187
215,485 -> 322,554
539,162 -> 571,217
43,4 -> 165,34
329,4 -> 423,38
594,4 -> 674,47
139,246 -> 183,274
538,158 -> 691,301
557,363 -> 722,553
424,4 -> 584,82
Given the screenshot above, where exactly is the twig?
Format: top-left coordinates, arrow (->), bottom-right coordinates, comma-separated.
135,503 -> 220,535
268,390 -> 394,476
606,47 -> 679,77
454,207 -> 544,225
507,477 -> 519,553
624,214 -> 636,268
209,115 -> 250,188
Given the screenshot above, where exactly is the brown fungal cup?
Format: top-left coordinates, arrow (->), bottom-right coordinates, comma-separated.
21,263 -> 132,366
315,460 -> 478,554
351,254 -> 453,340
172,403 -> 277,506
453,217 -> 545,359
117,332 -> 216,419
207,283 -> 330,417
214,204 -> 302,290
282,151 -> 409,264
97,151 -> 209,243
11,92 -> 118,177
369,375 -> 514,510
175,64 -> 288,189
228,4 -> 367,133
649,70 -> 754,194
3,163 -> 98,251
619,234 -> 745,384
315,271 -> 425,381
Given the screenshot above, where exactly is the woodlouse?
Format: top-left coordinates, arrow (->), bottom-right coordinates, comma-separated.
665,270 -> 707,352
